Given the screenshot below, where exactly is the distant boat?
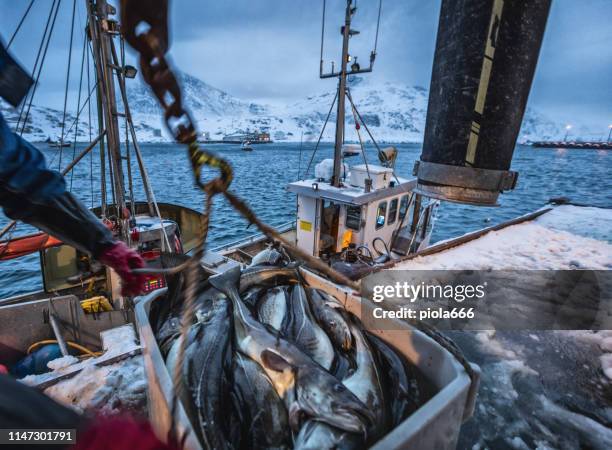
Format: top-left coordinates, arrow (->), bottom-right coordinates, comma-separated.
532,140 -> 611,150
241,140 -> 253,151
49,141 -> 72,148
45,137 -> 71,148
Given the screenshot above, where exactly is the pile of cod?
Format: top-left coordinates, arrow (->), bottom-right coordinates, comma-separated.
155,248 -> 420,450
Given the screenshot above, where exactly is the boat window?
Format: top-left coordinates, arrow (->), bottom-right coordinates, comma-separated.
399,195 -> 410,219
376,201 -> 387,229
345,205 -> 361,230
388,198 -> 398,225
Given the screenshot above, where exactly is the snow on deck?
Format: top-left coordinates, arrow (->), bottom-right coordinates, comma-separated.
388,205 -> 612,449
393,205 -> 612,271
21,325 -> 147,416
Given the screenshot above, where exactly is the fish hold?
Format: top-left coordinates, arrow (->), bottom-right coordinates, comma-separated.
231,353 -> 291,449
238,266 -> 299,293
257,286 -> 288,331
249,247 -> 283,267
343,320 -> 387,440
283,284 -> 335,370
294,419 -> 362,450
308,289 -> 353,351
209,267 -> 373,435
366,332 -> 420,426
184,297 -> 235,449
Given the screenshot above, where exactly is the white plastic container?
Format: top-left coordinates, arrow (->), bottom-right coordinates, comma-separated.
135,269 -> 479,450
349,164 -> 394,190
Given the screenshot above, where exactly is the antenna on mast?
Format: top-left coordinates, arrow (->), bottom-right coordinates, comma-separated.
319,0 -> 382,187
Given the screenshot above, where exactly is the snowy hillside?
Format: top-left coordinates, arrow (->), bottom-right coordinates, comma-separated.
0,101 -> 92,143
2,72 -> 573,144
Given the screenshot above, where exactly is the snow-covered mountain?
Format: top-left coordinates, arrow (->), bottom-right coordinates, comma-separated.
0,101 -> 92,143
1,72 -> 573,144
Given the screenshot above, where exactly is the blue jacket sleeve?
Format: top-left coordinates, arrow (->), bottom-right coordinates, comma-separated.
0,111 -> 67,203
0,112 -> 114,257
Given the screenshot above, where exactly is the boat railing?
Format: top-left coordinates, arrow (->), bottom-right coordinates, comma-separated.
212,220 -> 295,253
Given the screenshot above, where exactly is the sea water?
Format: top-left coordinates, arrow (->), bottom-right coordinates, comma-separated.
0,143 -> 610,299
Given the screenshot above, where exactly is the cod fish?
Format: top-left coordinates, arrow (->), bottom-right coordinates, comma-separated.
209,267 -> 373,434
184,297 -> 236,449
366,332 -> 420,426
238,265 -> 299,293
249,247 -> 283,267
294,419 -> 362,450
343,320 -> 387,440
296,321 -> 394,450
231,352 -> 291,449
257,286 -> 288,331
283,284 -> 335,370
309,289 -> 353,351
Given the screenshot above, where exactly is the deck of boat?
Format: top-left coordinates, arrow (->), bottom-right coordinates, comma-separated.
379,204 -> 612,449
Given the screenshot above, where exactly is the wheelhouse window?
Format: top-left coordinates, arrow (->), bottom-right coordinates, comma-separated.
388,198 -> 398,225
376,201 -> 387,229
345,205 -> 361,231
399,195 -> 410,220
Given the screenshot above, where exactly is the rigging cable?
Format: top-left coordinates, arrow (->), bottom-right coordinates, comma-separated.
15,0 -> 59,133
87,36 -> 94,207
6,0 -> 36,49
373,0 -> 383,54
319,0 -> 326,76
345,89 -> 400,185
58,0 -> 78,168
18,0 -> 62,136
348,89 -> 372,183
69,31 -> 88,190
47,81 -> 98,167
302,89 -> 338,179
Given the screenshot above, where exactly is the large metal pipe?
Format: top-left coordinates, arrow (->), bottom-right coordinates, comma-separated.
414,0 -> 551,205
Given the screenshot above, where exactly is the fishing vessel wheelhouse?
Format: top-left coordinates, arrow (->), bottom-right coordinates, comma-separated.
218,0 -> 439,272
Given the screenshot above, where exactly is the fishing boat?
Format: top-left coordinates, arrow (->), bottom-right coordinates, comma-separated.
532,140 -> 612,150
241,140 -> 253,151
0,0 -> 202,364
1,1 -> 609,449
48,141 -> 72,148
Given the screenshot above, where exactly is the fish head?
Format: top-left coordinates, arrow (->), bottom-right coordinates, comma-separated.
249,248 -> 283,267
294,364 -> 373,435
208,266 -> 241,301
327,317 -> 354,352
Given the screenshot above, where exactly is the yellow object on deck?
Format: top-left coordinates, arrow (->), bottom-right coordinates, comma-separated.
299,220 -> 312,232
27,340 -> 99,358
341,230 -> 353,249
80,296 -> 113,313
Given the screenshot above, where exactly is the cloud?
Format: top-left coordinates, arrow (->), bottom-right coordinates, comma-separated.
1,0 -> 610,127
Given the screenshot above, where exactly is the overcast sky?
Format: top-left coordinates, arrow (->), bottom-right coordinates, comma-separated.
2,0 -> 611,130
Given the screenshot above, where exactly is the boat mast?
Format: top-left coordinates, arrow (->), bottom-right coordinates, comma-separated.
86,0 -> 127,237
331,1 -> 352,187
320,0 -> 377,187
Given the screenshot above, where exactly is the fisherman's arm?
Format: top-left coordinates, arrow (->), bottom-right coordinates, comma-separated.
0,112 -> 145,295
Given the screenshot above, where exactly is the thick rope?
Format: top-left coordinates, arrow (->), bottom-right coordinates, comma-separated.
168,196 -> 213,450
